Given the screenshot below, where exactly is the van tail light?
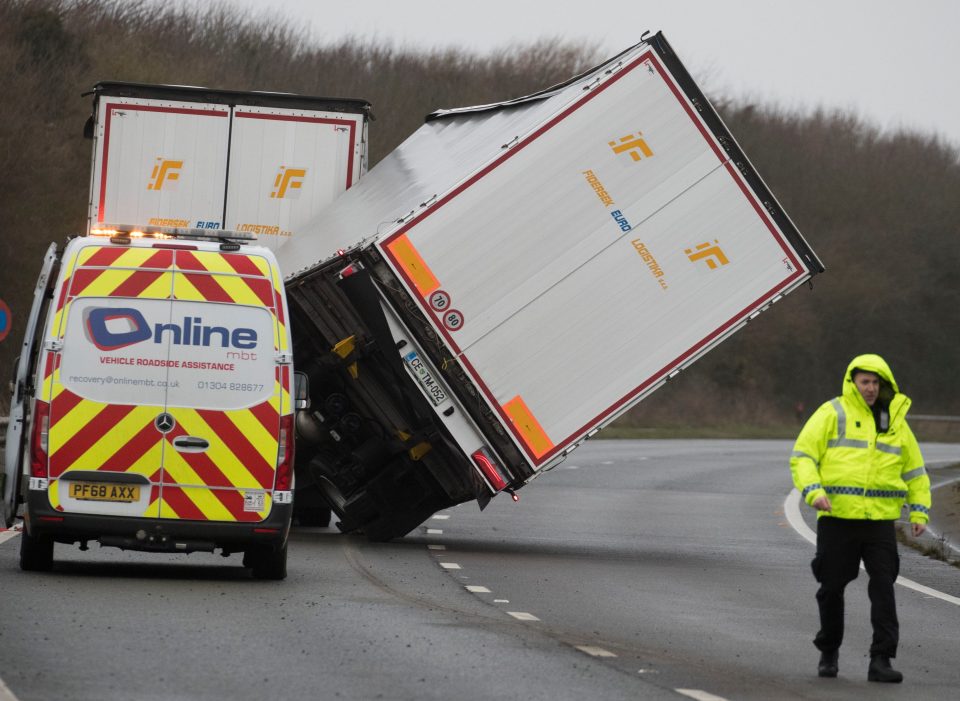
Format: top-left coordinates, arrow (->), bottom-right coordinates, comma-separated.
471,447 -> 508,493
275,413 -> 295,491
30,400 -> 51,478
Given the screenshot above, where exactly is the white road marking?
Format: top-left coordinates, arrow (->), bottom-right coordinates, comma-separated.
506,611 -> 539,621
785,489 -> 960,606
0,530 -> 21,545
493,599 -> 509,603
574,645 -> 617,657
426,528 -> 443,535
565,465 -> 580,469
427,544 -> 446,550
0,674 -> 20,701
675,690 -> 729,701
466,585 -> 491,593
439,562 -> 462,570
431,514 -> 451,520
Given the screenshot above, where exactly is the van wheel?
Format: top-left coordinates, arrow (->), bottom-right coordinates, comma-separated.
20,529 -> 54,572
245,542 -> 288,580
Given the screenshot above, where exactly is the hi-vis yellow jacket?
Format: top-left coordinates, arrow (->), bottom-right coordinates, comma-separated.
790,354 -> 931,523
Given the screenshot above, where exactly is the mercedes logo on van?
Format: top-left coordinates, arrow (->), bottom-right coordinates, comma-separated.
155,412 -> 176,434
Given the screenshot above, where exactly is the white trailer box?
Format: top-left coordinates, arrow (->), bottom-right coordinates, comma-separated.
85,82 -> 370,252
280,33 -> 823,538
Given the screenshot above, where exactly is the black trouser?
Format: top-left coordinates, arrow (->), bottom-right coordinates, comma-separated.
810,517 -> 900,657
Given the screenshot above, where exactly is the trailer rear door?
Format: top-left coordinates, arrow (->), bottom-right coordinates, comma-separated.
379,44 -> 817,468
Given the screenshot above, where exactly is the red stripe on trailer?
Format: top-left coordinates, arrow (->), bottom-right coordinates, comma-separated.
234,111 -> 358,190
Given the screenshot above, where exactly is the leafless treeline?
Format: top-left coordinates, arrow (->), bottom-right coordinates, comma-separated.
1,0 -> 958,433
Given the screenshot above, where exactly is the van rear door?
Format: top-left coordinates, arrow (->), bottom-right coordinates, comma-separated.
48,242 -> 175,518
157,248 -> 286,522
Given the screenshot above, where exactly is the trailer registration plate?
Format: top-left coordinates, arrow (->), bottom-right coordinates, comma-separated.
68,482 -> 140,503
404,351 -> 447,406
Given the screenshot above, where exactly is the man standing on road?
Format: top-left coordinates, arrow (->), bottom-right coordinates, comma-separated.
789,354 -> 931,683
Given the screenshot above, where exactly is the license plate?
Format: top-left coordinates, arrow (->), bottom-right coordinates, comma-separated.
68,482 -> 140,503
403,351 -> 447,406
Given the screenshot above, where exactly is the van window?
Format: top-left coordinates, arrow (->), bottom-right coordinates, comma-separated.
59,297 -> 275,410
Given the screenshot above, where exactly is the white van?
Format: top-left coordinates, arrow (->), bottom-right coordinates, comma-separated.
7,225 -> 297,578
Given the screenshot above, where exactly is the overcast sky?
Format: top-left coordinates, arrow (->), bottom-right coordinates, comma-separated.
211,0 -> 958,148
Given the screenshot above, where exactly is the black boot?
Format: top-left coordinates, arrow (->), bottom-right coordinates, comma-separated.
818,650 -> 838,678
868,655 -> 903,683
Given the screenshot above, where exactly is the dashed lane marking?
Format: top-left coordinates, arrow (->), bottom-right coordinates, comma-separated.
465,585 -> 491,593
675,690 -> 729,701
431,514 -> 451,520
0,530 -> 22,545
427,544 -> 446,550
426,528 -> 443,535
574,645 -> 617,657
439,562 -> 462,570
506,611 -> 539,621
785,489 -> 960,606
493,599 -> 509,603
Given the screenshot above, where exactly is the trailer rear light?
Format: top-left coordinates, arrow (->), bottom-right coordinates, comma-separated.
471,447 -> 507,492
275,413 -> 295,491
338,261 -> 364,279
30,400 -> 50,478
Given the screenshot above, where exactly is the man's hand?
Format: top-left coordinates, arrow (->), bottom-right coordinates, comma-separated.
912,523 -> 927,537
812,495 -> 832,512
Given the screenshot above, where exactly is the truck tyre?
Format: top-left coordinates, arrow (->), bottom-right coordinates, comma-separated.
20,529 -> 54,572
245,542 -> 288,580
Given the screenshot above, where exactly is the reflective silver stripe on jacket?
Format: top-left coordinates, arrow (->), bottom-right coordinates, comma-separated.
876,443 -> 902,456
831,398 -> 846,436
823,486 -> 906,499
801,482 -> 822,498
827,438 -> 870,449
792,451 -> 819,466
901,466 -> 926,481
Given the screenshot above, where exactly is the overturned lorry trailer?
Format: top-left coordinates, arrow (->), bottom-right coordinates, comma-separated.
278,32 -> 824,540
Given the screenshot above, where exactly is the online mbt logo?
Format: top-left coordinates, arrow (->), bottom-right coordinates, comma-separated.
609,132 -> 654,162
685,240 -> 729,269
84,307 -> 258,351
84,308 -> 152,351
147,159 -> 183,190
271,167 -> 307,199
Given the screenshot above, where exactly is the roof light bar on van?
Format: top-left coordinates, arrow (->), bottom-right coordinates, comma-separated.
90,223 -> 257,243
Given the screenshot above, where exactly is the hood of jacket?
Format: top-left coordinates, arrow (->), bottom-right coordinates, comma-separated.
842,353 -> 910,421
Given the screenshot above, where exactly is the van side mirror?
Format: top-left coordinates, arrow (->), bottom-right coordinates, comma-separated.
293,371 -> 311,410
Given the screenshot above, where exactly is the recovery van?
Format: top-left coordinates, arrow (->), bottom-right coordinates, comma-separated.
277,32 -> 825,540
3,78 -> 370,574
6,227 -> 298,577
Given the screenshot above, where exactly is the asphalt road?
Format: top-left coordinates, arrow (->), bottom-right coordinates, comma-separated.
1,439 -> 959,701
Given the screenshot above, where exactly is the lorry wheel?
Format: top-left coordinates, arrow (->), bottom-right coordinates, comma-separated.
245,542 -> 288,580
19,529 -> 54,572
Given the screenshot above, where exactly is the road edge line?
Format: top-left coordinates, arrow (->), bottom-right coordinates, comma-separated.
784,489 -> 960,607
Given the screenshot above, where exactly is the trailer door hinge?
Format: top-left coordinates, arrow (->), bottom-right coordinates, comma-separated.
275,352 -> 293,365
44,340 -> 63,352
